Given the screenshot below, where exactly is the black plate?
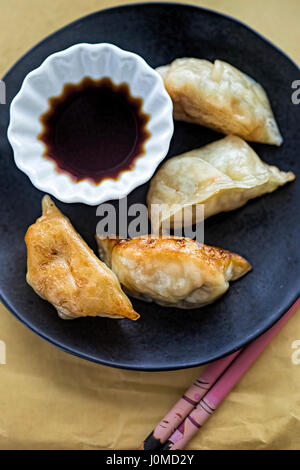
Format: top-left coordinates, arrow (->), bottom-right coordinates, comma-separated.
0,3 -> 299,370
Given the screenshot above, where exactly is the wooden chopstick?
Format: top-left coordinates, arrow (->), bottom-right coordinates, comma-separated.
140,298 -> 300,451
140,350 -> 240,450
162,299 -> 300,450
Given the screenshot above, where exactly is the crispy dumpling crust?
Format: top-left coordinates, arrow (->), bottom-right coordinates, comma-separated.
97,235 -> 251,309
25,196 -> 139,320
147,135 -> 295,228
157,58 -> 283,146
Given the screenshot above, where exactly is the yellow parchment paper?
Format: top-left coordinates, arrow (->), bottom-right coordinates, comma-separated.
0,0 -> 299,450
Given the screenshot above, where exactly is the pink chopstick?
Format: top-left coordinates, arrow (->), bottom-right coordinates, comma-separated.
140,350 -> 241,450
162,298 -> 300,450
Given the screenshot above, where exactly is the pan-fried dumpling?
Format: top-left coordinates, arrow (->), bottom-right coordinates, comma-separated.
157,58 -> 282,145
147,136 -> 295,229
25,196 -> 139,320
96,235 -> 251,309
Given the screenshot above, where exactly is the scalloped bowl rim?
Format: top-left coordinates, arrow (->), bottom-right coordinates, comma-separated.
7,43 -> 174,205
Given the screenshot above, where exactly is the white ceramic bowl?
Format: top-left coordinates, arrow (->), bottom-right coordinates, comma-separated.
7,43 -> 173,205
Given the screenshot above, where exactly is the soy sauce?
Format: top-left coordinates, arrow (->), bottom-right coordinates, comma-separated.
39,77 -> 150,184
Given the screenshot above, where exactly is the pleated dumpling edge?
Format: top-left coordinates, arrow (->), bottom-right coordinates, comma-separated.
25,196 -> 139,321
147,136 -> 295,228
96,235 -> 252,310
157,58 -> 283,146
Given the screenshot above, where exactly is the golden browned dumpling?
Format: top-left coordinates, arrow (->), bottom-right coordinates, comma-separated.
96,235 -> 251,309
147,135 -> 295,229
157,58 -> 283,145
25,196 -> 139,320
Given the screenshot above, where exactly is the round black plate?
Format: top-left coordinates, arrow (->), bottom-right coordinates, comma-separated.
0,3 -> 299,370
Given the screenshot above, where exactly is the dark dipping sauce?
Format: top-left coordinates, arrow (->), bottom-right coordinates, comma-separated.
39,77 -> 150,184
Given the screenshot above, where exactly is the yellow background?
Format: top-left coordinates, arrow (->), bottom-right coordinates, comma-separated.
0,0 -> 299,450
